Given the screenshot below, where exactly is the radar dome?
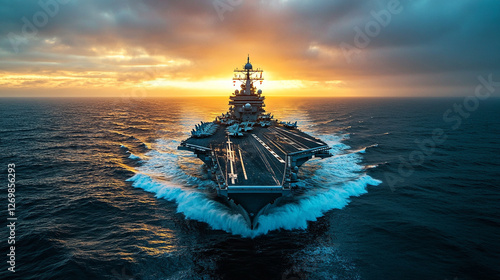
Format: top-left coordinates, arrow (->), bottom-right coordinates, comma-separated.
244,62 -> 252,70
235,89 -> 239,94
244,103 -> 252,110
257,89 -> 262,94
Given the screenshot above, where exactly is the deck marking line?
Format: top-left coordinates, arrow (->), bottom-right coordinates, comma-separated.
238,148 -> 248,180
252,134 -> 286,164
275,126 -> 324,145
227,138 -> 237,184
269,128 -> 306,150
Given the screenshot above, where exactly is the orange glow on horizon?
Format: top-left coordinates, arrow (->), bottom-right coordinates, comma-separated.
0,1 -> 495,98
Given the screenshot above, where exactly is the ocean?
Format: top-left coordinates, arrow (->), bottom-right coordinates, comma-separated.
0,97 -> 499,280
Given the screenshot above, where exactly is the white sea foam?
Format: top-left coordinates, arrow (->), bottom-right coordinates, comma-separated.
127,130 -> 381,238
124,148 -> 141,160
128,153 -> 141,160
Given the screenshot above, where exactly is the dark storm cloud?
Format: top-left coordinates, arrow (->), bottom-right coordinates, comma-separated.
1,0 -> 499,95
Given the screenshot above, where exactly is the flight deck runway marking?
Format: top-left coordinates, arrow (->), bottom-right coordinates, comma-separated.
275,126 -> 324,145
269,128 -> 308,150
252,134 -> 286,164
238,148 -> 248,180
226,138 -> 237,184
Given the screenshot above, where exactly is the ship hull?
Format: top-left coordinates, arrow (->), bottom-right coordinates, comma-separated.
221,193 -> 283,229
179,123 -> 331,228
178,57 -> 331,229
229,192 -> 282,217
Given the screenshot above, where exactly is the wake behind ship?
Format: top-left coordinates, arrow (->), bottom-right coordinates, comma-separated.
178,57 -> 331,228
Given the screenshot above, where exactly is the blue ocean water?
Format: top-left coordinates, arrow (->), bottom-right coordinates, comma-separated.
0,97 -> 499,279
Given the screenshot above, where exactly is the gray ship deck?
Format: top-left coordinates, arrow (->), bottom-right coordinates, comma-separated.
182,124 -> 329,187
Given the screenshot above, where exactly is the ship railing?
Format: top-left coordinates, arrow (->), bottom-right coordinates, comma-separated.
281,155 -> 290,190
182,143 -> 212,152
288,146 -> 331,157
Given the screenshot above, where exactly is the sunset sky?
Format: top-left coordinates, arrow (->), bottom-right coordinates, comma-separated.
1,0 -> 499,97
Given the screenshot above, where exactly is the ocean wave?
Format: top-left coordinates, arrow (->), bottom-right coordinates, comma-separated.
127,130 -> 381,238
350,143 -> 379,154
127,152 -> 141,160
255,175 -> 380,236
364,161 -> 388,169
127,173 -> 251,235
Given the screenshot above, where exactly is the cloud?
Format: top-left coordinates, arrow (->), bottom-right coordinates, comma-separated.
0,0 -> 499,96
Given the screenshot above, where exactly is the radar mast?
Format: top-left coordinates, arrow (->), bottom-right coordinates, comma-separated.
229,56 -> 265,121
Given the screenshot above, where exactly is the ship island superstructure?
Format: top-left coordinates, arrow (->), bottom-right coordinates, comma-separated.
178,56 -> 331,227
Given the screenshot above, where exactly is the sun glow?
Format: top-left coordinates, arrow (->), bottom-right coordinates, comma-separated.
1,34 -> 349,97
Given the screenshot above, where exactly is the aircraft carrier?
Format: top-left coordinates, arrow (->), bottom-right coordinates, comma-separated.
178,56 -> 331,228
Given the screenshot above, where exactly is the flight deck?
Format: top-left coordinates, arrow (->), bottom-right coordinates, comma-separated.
180,124 -> 330,187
